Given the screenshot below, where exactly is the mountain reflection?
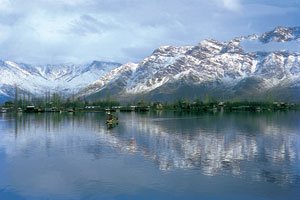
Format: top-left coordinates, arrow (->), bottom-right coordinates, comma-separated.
1,111 -> 300,189
103,112 -> 300,186
127,115 -> 298,173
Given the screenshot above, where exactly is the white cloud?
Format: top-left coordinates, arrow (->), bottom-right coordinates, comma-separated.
222,0 -> 241,11
0,0 -> 298,64
0,0 -> 12,11
212,0 -> 241,12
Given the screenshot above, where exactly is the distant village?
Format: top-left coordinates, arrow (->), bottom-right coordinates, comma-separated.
0,92 -> 298,113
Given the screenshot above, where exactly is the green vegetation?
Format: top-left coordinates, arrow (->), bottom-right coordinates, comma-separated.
154,100 -> 299,112
1,92 -> 299,113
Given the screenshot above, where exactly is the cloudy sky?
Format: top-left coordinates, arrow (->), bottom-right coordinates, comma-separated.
0,0 -> 299,64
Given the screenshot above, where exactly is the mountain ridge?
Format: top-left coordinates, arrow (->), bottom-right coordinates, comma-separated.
2,26 -> 300,103
78,26 -> 300,102
0,60 -> 121,102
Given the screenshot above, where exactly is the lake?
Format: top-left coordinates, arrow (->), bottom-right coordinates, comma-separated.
0,111 -> 300,200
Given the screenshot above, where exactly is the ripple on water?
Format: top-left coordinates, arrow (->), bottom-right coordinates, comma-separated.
0,112 -> 299,199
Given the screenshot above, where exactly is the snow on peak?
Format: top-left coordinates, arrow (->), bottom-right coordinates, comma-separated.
0,61 -> 121,98
76,62 -> 138,97
3,26 -> 300,102
259,26 -> 300,43
77,26 -> 300,101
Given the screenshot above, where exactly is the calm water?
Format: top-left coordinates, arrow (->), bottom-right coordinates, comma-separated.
0,111 -> 300,200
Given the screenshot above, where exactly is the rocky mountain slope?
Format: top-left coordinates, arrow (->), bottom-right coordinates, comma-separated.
79,26 -> 300,102
0,61 -> 121,102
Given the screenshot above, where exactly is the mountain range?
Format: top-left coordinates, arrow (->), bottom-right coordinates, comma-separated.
0,61 -> 121,102
78,26 -> 300,102
1,26 -> 300,103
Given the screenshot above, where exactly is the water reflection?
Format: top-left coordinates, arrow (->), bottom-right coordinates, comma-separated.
0,112 -> 300,199
114,112 -> 300,185
127,113 -> 299,173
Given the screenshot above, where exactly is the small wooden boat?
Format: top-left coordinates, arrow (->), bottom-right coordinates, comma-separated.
106,113 -> 118,128
135,106 -> 150,112
24,105 -> 38,113
0,108 -> 7,113
67,108 -> 75,113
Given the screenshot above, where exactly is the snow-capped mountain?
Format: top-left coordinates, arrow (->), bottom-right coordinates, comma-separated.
259,26 -> 300,43
79,26 -> 300,102
0,61 -> 121,101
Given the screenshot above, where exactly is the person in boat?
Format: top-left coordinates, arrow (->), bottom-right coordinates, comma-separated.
106,112 -> 118,124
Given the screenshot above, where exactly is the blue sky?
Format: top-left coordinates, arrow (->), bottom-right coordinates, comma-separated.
0,0 -> 299,64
